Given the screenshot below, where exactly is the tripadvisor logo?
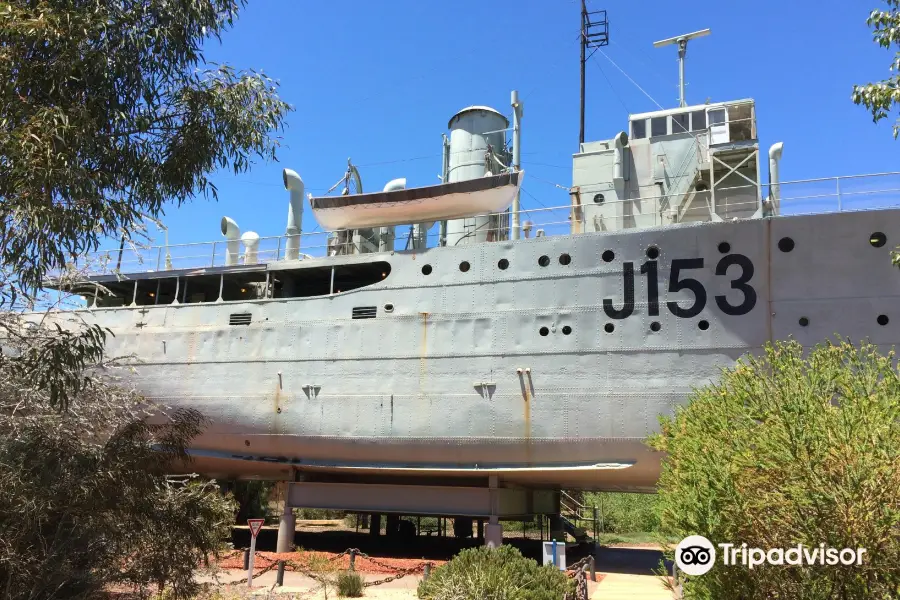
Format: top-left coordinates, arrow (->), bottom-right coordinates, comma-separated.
675,536 -> 868,575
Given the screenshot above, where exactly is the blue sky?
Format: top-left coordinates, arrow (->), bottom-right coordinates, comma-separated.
142,0 -> 898,253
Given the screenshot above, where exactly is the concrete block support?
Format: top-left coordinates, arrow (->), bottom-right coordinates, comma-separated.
276,503 -> 296,553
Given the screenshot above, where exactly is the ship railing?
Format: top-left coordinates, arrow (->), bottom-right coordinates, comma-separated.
68,171 -> 900,276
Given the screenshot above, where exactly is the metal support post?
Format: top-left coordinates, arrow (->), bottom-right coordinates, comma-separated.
836,177 -> 843,212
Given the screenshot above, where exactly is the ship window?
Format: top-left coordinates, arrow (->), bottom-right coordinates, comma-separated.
631,119 -> 646,140
671,113 -> 689,134
650,116 -> 667,137
727,103 -> 754,141
708,108 -> 726,126
272,261 -> 392,298
691,110 -> 706,130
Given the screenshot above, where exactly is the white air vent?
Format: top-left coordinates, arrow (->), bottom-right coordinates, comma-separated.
351,306 -> 377,319
229,312 -> 252,326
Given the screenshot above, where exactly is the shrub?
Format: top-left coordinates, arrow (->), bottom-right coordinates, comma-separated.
417,545 -> 574,600
337,570 -> 365,597
648,339 -> 900,599
582,492 -> 660,533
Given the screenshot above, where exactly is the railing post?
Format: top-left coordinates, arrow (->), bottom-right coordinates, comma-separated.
156,246 -> 162,272
836,177 -> 843,212
276,236 -> 282,261
210,241 -> 217,267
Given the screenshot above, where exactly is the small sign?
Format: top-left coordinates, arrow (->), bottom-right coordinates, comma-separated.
248,518 -> 264,539
542,540 -> 567,570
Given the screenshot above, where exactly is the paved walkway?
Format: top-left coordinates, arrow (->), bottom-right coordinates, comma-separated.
200,569 -> 674,599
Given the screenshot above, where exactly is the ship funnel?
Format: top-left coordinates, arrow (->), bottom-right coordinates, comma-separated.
221,216 -> 240,266
241,231 -> 260,265
283,168 -> 304,260
767,142 -> 784,215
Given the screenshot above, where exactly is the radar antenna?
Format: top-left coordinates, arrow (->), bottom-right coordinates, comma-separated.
653,28 -> 710,108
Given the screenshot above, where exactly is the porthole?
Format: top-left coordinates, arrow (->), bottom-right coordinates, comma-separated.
559,253 -> 572,266
562,325 -> 572,335
646,246 -> 659,260
698,320 -> 710,331
422,264 -> 433,275
384,303 -> 394,313
498,258 -> 509,270
602,250 -> 615,263
650,321 -> 661,332
538,255 -> 550,267
459,261 -> 470,272
799,317 -> 809,327
718,242 -> 731,254
877,314 -> 889,326
870,232 -> 887,248
593,193 -> 605,204
604,323 -> 615,333
777,237 -> 794,253
539,326 -> 550,336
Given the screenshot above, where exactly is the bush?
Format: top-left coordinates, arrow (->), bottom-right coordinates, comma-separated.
582,492 -> 660,533
417,545 -> 574,600
337,570 -> 365,597
648,339 -> 900,599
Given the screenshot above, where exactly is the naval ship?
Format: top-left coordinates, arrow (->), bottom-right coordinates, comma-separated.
39,24 -> 900,533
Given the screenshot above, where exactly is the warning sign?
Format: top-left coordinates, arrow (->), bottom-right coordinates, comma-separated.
248,518 -> 264,539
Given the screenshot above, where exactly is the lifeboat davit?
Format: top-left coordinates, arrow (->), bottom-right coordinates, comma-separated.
308,171 -> 523,230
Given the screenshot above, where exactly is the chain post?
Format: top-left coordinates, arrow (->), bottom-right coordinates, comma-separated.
349,549 -> 356,572
243,548 -> 250,570
423,563 -> 431,581
276,560 -> 285,586
589,555 -> 596,582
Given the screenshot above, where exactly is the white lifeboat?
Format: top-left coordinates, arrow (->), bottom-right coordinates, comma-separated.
308,171 -> 523,230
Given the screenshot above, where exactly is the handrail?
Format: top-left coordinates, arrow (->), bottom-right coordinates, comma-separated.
64,171 -> 900,277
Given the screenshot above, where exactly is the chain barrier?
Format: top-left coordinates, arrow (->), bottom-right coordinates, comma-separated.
224,547 -> 435,589
564,555 -> 592,600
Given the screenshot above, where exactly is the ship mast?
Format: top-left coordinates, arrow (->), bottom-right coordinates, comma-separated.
579,0 -> 609,145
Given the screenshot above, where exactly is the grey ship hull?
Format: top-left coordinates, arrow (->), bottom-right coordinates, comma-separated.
59,209 -> 900,491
